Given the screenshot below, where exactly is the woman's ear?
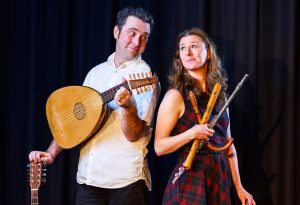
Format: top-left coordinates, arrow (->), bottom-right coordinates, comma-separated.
206,48 -> 211,60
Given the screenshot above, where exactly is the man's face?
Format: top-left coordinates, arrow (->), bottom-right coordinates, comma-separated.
114,16 -> 151,61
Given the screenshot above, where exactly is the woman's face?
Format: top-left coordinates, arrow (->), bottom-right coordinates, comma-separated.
179,35 -> 209,71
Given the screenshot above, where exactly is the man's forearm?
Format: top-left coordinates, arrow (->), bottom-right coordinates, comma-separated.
47,140 -> 63,159
121,107 -> 145,142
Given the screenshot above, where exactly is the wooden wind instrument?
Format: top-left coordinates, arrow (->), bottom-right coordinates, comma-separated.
183,83 -> 222,170
172,74 -> 249,183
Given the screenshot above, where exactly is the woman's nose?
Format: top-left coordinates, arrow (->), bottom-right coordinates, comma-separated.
186,47 -> 192,55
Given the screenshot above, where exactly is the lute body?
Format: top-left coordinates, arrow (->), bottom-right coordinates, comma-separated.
46,74 -> 157,148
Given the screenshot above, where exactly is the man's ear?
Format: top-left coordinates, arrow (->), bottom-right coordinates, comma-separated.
113,26 -> 120,39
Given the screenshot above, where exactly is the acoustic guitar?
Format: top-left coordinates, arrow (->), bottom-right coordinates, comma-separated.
28,162 -> 46,205
46,73 -> 158,149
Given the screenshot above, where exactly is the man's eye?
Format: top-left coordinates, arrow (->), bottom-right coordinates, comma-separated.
140,35 -> 148,41
128,31 -> 135,37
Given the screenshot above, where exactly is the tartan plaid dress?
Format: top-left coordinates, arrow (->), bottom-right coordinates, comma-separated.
162,93 -> 232,205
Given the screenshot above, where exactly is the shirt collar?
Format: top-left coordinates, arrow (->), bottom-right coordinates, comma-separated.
107,52 -> 142,69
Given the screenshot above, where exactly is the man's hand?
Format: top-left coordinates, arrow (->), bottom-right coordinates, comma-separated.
114,87 -> 135,108
28,151 -> 54,165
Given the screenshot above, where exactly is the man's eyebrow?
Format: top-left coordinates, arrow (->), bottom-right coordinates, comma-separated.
127,28 -> 150,36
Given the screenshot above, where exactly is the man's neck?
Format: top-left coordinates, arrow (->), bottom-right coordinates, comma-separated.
114,55 -> 126,68
114,51 -> 139,68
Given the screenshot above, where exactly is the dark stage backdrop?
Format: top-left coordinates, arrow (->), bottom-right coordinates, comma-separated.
1,0 -> 299,204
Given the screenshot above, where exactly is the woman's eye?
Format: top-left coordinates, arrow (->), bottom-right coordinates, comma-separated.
191,44 -> 199,49
180,46 -> 186,51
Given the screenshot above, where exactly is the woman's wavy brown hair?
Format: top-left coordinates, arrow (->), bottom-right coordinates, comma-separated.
169,28 -> 228,104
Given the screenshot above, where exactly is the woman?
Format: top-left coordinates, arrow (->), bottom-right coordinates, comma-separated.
154,28 -> 255,205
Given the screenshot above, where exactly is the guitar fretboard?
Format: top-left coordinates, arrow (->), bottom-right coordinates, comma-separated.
31,189 -> 38,205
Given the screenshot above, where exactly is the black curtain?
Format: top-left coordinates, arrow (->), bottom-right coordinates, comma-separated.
2,0 -> 299,204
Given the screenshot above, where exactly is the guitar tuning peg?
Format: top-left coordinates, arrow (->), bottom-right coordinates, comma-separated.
42,178 -> 47,183
129,74 -> 132,80
136,88 -> 140,95
137,73 -> 141,79
141,73 -> 145,79
132,73 -> 136,80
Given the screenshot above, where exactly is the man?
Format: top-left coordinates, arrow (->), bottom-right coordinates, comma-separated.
29,7 -> 158,205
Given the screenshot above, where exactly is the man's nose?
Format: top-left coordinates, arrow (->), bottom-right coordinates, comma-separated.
132,36 -> 140,46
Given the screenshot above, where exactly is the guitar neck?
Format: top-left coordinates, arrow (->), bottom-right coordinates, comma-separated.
31,189 -> 39,205
100,81 -> 129,104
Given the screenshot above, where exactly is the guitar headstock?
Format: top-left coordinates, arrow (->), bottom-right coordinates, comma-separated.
127,72 -> 158,94
28,161 -> 47,190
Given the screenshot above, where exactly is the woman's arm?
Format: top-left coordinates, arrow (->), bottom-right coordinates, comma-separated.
226,120 -> 256,205
154,89 -> 213,156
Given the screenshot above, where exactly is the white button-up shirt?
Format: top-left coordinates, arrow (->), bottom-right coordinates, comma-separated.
76,53 -> 158,190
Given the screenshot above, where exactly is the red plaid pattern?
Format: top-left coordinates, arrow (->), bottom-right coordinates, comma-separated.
162,93 -> 231,205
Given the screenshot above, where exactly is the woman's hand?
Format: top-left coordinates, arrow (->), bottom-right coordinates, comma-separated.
237,186 -> 256,205
189,124 -> 214,140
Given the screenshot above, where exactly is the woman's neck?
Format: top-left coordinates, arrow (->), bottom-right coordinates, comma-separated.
187,66 -> 207,92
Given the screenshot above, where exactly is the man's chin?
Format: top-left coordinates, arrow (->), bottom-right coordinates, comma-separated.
128,52 -> 140,59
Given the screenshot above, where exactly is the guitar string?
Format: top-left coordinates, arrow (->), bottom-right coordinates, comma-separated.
31,190 -> 38,204
30,162 -> 42,205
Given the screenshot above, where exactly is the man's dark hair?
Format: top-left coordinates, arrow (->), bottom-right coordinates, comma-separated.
116,7 -> 154,32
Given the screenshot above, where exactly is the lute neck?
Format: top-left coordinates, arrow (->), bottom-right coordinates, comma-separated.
100,81 -> 129,104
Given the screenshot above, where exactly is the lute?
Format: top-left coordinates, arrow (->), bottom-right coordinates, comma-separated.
46,72 -> 158,148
